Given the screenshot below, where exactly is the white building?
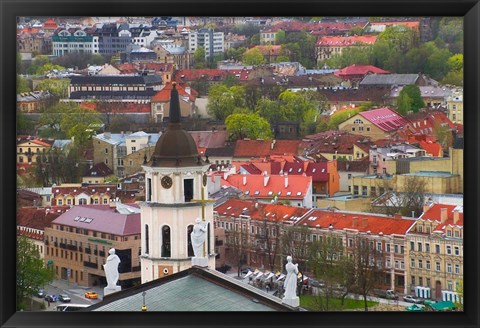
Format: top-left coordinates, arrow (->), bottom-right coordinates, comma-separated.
52,29 -> 99,57
188,29 -> 224,59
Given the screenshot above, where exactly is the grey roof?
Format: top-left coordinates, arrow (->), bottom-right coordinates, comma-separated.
70,75 -> 162,85
52,139 -> 73,150
51,205 -> 140,236
360,74 -> 419,86
20,187 -> 52,196
93,133 -> 126,145
88,266 -> 294,312
390,85 -> 453,98
210,186 -> 243,207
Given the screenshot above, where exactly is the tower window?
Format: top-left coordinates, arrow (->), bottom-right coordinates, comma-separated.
184,179 -> 193,202
145,224 -> 149,254
161,226 -> 171,257
187,225 -> 194,257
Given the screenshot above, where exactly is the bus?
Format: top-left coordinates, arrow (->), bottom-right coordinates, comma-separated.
55,303 -> 91,312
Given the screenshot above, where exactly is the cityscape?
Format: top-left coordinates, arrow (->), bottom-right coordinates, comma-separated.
16,16 -> 464,313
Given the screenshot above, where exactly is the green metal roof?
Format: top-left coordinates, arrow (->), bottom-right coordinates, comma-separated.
92,274 -> 276,311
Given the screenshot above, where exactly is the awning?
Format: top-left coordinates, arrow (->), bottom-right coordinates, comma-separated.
244,270 -> 253,279
276,274 -> 285,282
429,301 -> 457,311
254,272 -> 264,280
265,272 -> 275,280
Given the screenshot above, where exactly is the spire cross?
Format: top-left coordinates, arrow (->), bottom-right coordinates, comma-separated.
191,185 -> 215,257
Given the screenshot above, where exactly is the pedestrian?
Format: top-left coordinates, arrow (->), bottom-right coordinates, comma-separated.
266,284 -> 270,293
47,299 -> 50,307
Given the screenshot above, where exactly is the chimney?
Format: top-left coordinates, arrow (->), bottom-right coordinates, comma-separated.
362,217 -> 368,228
243,175 -> 247,186
352,217 -> 358,227
263,172 -> 270,187
423,203 -> 432,214
271,139 -> 276,150
394,213 -> 402,220
440,208 -> 448,223
453,209 -> 460,225
284,173 -> 288,188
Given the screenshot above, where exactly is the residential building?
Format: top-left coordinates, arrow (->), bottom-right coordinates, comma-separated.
82,163 -> 113,184
316,35 -> 377,63
316,88 -> 390,112
369,143 -> 427,175
43,203 -> 142,287
120,44 -> 157,63
152,42 -> 190,70
92,23 -> 133,55
150,82 -> 197,123
17,91 -> 54,113
16,138 -> 53,165
365,21 -> 420,33
338,107 -> 410,141
359,73 -> 432,89
446,94 -> 463,125
18,187 -> 53,207
302,131 -> 372,162
233,139 -> 301,161
17,32 -> 52,55
17,206 -> 69,259
334,64 -> 390,87
388,85 -> 452,108
189,28 -> 224,60
406,204 -> 463,302
336,158 -> 369,193
51,183 -> 122,206
52,28 -> 99,57
316,194 -> 371,212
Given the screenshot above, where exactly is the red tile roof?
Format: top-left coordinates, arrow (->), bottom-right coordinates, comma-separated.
84,163 -> 113,178
225,174 -> 311,200
359,107 -> 410,132
151,82 -> 197,102
334,64 -> 390,78
214,198 -> 311,224
234,140 -> 301,158
174,69 -> 229,83
421,204 -> 463,224
301,131 -> 373,155
369,21 -> 420,30
298,209 -> 415,235
317,35 -> 377,46
17,206 -> 70,231
418,140 -> 442,157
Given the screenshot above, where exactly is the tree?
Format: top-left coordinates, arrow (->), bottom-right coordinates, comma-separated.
17,110 -> 35,135
225,217 -> 250,277
52,52 -> 106,69
16,236 -> 54,310
242,47 -> 265,65
350,235 -> 384,311
194,47 -> 206,69
275,30 -> 286,44
397,85 -> 424,114
207,84 -> 247,121
17,75 -> 31,93
280,225 -> 311,296
225,47 -> 246,62
327,108 -> 361,130
34,78 -> 70,99
225,113 -> 272,141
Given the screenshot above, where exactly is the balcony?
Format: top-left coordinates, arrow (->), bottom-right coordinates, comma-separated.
85,248 -> 91,254
59,243 -> 67,249
83,261 -> 98,269
66,245 -> 78,251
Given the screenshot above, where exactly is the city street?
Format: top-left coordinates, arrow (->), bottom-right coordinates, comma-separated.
39,279 -> 104,311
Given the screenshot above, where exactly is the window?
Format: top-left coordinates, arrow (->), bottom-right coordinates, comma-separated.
425,243 -> 430,252
454,246 -> 459,256
394,244 -> 399,253
353,185 -> 359,195
410,241 -> 414,251
447,263 -> 452,273
105,148 -> 108,154
57,199 -> 63,205
426,260 -> 431,270
455,264 -> 460,274
410,258 -> 415,268
417,242 -> 422,252
386,259 -> 391,268
436,262 -> 441,271
386,244 -> 391,252
362,186 -> 367,196
435,244 -> 440,254
418,260 -> 423,269
401,261 -> 405,269
411,276 -> 415,285
377,242 -> 382,251
446,245 -> 452,255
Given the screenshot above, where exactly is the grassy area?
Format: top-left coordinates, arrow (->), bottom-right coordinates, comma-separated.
300,294 -> 378,311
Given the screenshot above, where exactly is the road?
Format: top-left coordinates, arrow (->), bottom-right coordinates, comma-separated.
39,279 -> 104,311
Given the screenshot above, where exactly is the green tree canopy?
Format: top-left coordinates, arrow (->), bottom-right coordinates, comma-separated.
34,78 -> 70,99
225,113 -> 272,141
17,75 -> 31,94
16,236 -> 54,310
207,84 -> 247,121
327,108 -> 361,130
194,47 -> 206,69
242,47 -> 266,65
397,85 -> 424,114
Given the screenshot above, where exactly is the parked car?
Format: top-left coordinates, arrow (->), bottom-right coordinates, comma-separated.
373,289 -> 399,300
84,291 -> 98,299
36,289 -> 46,298
45,294 -> 59,302
58,294 -> 71,303
403,295 -> 422,304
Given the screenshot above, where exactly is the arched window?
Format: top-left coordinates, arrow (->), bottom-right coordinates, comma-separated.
187,225 -> 194,257
161,226 -> 171,257
354,119 -> 363,125
145,224 -> 149,254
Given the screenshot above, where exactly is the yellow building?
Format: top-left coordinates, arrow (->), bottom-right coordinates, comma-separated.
405,204 -> 463,302
17,138 -> 52,164
316,195 -> 371,212
446,94 -> 463,125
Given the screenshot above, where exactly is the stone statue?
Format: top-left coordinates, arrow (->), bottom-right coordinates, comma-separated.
103,248 -> 121,292
282,255 -> 300,307
191,218 -> 208,258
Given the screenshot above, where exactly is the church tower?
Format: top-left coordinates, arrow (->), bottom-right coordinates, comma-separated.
140,83 -> 215,283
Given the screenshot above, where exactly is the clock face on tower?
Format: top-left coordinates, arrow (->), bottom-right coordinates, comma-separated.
161,176 -> 173,189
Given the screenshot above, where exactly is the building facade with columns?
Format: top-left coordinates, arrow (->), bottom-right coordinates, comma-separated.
140,83 -> 215,283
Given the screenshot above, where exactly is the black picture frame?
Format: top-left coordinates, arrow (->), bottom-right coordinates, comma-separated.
1,0 -> 479,327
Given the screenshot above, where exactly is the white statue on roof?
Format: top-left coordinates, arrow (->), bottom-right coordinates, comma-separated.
282,255 -> 300,307
191,218 -> 208,258
104,248 -> 122,296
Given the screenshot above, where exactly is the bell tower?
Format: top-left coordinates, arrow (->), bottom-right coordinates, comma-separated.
140,83 -> 215,283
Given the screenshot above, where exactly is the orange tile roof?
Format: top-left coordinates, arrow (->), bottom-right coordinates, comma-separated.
370,21 -> 420,30
225,174 -> 311,200
421,204 -> 463,223
297,209 -> 415,235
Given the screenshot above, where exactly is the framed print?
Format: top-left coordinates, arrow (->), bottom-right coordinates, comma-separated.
1,0 -> 479,328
